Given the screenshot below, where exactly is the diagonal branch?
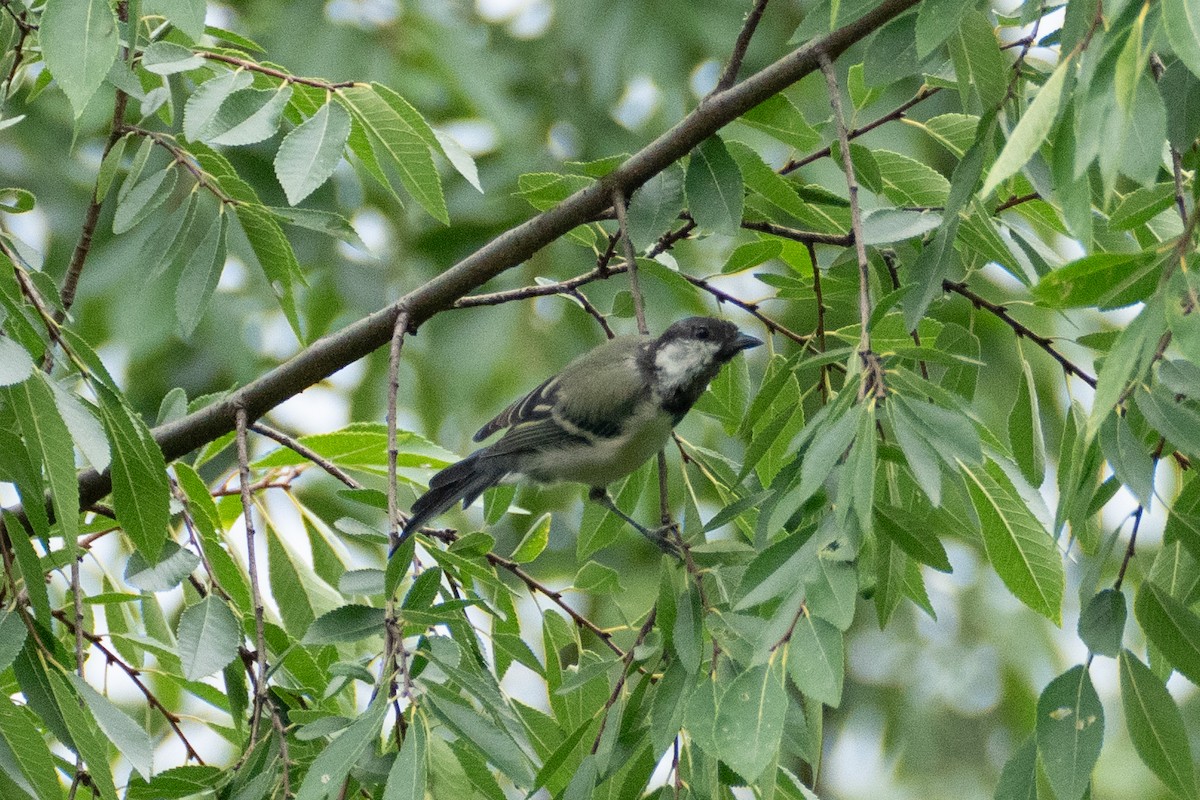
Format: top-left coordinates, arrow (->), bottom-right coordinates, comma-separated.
61,0 -> 923,515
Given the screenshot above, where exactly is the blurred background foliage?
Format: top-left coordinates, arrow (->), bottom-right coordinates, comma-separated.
2,0 -> 1197,798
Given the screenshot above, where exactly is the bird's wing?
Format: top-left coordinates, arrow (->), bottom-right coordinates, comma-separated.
473,336 -> 648,443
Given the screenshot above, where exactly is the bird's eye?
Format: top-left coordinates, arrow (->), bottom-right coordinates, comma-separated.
696,327 -> 710,340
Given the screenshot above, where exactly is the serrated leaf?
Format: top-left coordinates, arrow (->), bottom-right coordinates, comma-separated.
303,604 -> 386,644
1099,413 -> 1155,507
68,674 -> 153,779
722,238 -> 782,274
205,86 -> 292,146
124,541 -> 201,592
176,595 -> 240,680
951,11 -> 1008,109
1009,357 -> 1046,488
686,135 -> 743,236
141,41 -> 205,74
145,0 -> 207,40
337,85 -> 447,224
1078,589 -> 1126,658
876,504 -> 952,572
1136,580 -> 1200,686
714,661 -> 788,783
786,615 -> 844,706
859,208 -> 942,245
296,693 -> 388,800
963,459 -> 1063,622
95,384 -> 170,562
8,375 -> 77,550
384,714 -> 427,800
626,163 -> 685,250
511,513 -> 551,563
1165,0 -> 1200,82
275,101 -> 352,205
1036,665 -> 1104,800
1033,251 -> 1158,310
916,0 -> 974,57
233,204 -> 304,340
738,94 -> 820,150
40,0 -> 119,117
113,165 -> 179,234
1137,386 -> 1200,461
1119,649 -> 1198,800
183,70 -> 254,141
981,56 -> 1072,198
176,211 -> 228,338
1110,184 -> 1177,230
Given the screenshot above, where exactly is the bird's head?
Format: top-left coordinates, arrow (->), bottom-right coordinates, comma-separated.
651,317 -> 763,396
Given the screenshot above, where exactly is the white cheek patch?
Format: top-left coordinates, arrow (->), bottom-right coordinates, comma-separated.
654,339 -> 721,391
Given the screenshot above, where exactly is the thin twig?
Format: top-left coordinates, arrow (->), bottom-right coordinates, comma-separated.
713,0 -> 771,93
386,310 -> 411,550
249,423 -> 359,489
942,280 -> 1097,388
236,407 -> 270,742
781,86 -> 939,175
591,607 -> 657,754
741,219 -> 852,246
199,51 -> 358,90
51,609 -> 204,763
611,188 -> 649,336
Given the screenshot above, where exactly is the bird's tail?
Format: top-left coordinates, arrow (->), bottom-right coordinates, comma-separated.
397,451 -> 507,546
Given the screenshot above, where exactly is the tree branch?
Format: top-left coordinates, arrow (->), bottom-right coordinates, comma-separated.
62,0 -> 922,514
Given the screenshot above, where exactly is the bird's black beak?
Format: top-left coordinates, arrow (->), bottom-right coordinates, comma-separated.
733,331 -> 763,351
721,330 -> 763,359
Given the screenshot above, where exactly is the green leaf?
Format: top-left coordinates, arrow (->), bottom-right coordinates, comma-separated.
509,513 -> 550,563
1137,386 -> 1200,461
95,384 -> 170,561
910,112 -> 980,158
337,84 -> 447,224
0,695 -> 59,800
981,56 -> 1072,198
859,208 -> 942,245
1036,665 -> 1104,800
1110,184 -> 1177,230
1078,589 -> 1126,658
574,560 -> 620,593
1089,297 -> 1162,433
795,403 -> 863,508
0,611 -> 27,675
207,86 -> 293,146
738,95 -> 820,150
963,459 -> 1063,622
140,41 -> 205,74
67,673 -> 154,780
916,0 -> 974,57
1119,649 -> 1198,800
40,0 -> 119,117
303,604 -> 386,644
874,150 -> 950,206
296,692 -> 388,800
9,375 -> 78,550
625,163 -> 685,250
876,504 -> 952,572
124,541 -> 201,592
1165,0 -> 1200,81
384,715 -> 427,800
950,10 -> 1007,109
1008,357 -> 1046,488
785,615 -> 844,707
275,101 -> 352,205
714,661 -> 788,783
126,766 -> 224,800
1033,251 -> 1158,310
48,671 -> 118,800
113,164 -> 179,234
176,595 -> 241,680
0,187 -> 35,213
183,70 -> 255,141
995,736 -> 1038,800
1099,413 -> 1155,507
722,238 -> 782,274
1135,581 -> 1200,686
685,135 -> 743,236
176,211 -> 228,338
145,0 -> 207,40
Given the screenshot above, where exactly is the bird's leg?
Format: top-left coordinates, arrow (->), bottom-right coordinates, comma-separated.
588,487 -> 681,558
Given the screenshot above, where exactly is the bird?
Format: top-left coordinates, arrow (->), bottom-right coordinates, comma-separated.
398,316 -> 763,553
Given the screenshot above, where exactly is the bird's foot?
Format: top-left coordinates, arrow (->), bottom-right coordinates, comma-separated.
588,487 -> 684,560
